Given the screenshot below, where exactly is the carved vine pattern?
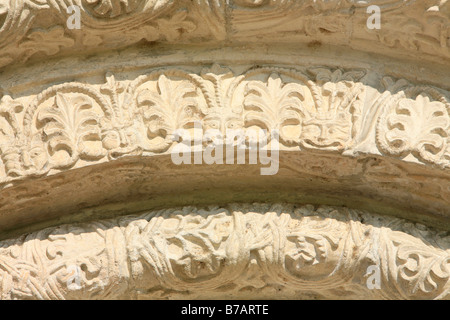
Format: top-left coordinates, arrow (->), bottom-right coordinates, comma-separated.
0,204 -> 448,299
0,0 -> 448,69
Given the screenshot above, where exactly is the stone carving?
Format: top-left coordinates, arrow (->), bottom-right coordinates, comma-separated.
0,0 -> 448,70
81,0 -> 162,18
37,92 -> 105,168
0,203 -> 448,300
134,72 -> 202,152
241,68 -> 365,150
377,80 -> 450,166
18,26 -> 75,58
231,0 -> 450,63
0,95 -> 48,178
99,74 -> 141,159
243,73 -> 305,145
0,65 -> 448,186
0,0 -> 447,303
301,68 -> 365,150
0,0 -> 202,69
234,0 -> 410,10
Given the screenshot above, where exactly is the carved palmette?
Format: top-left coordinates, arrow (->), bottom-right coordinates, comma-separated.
0,65 -> 449,185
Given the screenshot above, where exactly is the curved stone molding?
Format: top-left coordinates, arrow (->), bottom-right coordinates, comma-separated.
0,64 -> 448,187
231,0 -> 450,62
0,0 -> 448,302
0,203 -> 448,300
0,61 -> 448,241
0,0 -> 448,70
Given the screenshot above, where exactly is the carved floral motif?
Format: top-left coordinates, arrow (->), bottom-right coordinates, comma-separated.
377,83 -> 450,165
0,0 -> 447,303
0,65 -> 448,185
0,204 -> 448,299
0,1 -> 448,69
37,93 -> 105,168
135,73 -> 201,152
243,73 -> 304,145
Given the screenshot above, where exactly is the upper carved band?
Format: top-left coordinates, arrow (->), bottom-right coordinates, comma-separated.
0,0 -> 448,69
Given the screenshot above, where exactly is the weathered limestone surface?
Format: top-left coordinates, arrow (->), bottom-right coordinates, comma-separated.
0,0 -> 449,68
1,204 -> 449,300
0,0 -> 448,299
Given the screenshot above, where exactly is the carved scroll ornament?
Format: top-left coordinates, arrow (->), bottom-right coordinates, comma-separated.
0,65 -> 448,186
0,203 -> 448,300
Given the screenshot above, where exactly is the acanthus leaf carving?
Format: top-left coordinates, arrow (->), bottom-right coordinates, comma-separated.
0,95 -> 49,178
37,92 -> 105,168
377,87 -> 450,165
99,73 -> 141,159
135,73 -> 201,152
155,10 -> 197,42
0,0 -> 448,71
83,0 -> 141,18
18,27 -> 75,57
0,204 -> 448,300
243,72 -> 305,145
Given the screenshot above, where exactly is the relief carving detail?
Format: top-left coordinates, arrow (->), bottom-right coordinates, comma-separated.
0,204 -> 448,300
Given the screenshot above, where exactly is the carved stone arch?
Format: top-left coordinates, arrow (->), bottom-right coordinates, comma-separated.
0,0 -> 448,300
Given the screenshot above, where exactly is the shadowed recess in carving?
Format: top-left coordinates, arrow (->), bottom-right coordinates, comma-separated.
0,203 -> 448,300
0,64 -> 448,188
0,0 -> 448,70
